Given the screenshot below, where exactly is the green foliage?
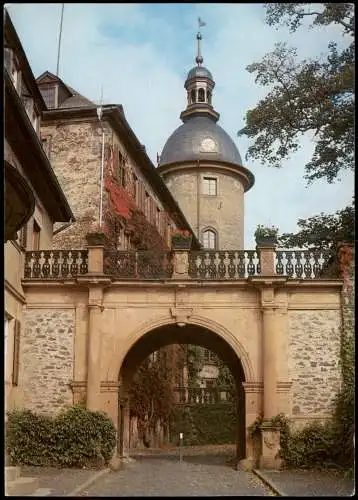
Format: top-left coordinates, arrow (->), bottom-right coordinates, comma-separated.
238,3 -> 354,184
6,406 -> 116,468
129,350 -> 177,444
186,345 -> 204,388
278,202 -> 354,250
254,224 -> 279,240
216,360 -> 236,402
170,404 -> 237,446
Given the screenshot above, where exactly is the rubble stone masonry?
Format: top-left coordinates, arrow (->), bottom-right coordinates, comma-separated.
42,121 -> 104,249
20,308 -> 75,415
288,309 -> 342,422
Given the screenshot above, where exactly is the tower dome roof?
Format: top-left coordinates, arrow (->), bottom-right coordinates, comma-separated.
159,115 -> 243,166
187,66 -> 213,81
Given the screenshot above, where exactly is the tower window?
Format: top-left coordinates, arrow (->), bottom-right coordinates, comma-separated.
203,177 -> 217,196
203,229 -> 217,250
190,89 -> 196,104
207,90 -> 212,105
198,88 -> 205,102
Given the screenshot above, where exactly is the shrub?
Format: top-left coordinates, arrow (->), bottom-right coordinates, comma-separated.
6,406 -> 116,468
170,404 -> 236,446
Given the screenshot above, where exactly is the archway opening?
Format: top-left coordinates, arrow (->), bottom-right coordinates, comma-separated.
118,322 -> 247,466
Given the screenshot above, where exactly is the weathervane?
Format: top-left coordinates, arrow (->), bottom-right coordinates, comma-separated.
196,17 -> 207,66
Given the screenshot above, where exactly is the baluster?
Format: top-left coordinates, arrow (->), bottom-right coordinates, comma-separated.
276,251 -> 283,275
237,251 -> 245,277
247,251 -> 255,276
198,252 -> 207,279
285,251 -> 294,276
70,250 -> 79,276
208,251 -> 217,279
303,251 -> 313,279
80,250 -> 88,274
217,251 -> 226,279
51,251 -> 60,277
32,251 -> 42,278
24,252 -> 33,278
227,251 -> 236,278
312,251 -> 321,278
253,250 -> 260,275
295,252 -> 304,278
42,250 -> 51,278
61,251 -> 69,277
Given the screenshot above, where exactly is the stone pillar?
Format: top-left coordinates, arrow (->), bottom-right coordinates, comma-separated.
260,286 -> 282,469
86,286 -> 104,412
172,249 -> 189,279
262,307 -> 277,418
87,246 -> 105,275
257,243 -> 276,276
118,397 -> 131,457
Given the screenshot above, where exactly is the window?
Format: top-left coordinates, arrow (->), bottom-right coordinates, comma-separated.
203,229 -> 217,249
156,207 -> 161,229
190,89 -> 196,104
203,177 -> 217,196
207,90 -> 212,105
133,174 -> 138,202
12,319 -> 21,386
40,86 -> 56,109
32,221 -> 41,250
198,88 -> 205,102
145,192 -> 150,218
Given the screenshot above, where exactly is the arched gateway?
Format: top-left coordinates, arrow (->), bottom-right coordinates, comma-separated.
117,318 -> 253,461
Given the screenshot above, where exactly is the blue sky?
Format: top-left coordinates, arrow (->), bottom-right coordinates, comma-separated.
7,3 -> 354,247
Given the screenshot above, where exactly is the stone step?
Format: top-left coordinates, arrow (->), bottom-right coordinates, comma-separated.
6,477 -> 39,496
5,466 -> 21,483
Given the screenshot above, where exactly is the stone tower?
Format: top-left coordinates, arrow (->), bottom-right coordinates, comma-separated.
157,29 -> 254,250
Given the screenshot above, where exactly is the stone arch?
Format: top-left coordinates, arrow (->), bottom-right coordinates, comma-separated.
115,313 -> 254,383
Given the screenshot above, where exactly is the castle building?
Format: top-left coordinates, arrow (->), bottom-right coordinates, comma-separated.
157,31 -> 254,250
4,11 -> 351,471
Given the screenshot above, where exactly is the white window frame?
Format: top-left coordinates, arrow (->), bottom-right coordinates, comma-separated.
202,177 -> 217,196
202,229 -> 217,249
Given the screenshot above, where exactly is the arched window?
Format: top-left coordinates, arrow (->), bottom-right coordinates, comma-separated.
198,88 -> 205,102
190,89 -> 196,103
207,90 -> 212,105
202,229 -> 217,249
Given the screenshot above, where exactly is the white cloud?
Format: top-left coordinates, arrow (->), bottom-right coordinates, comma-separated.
7,3 -> 353,248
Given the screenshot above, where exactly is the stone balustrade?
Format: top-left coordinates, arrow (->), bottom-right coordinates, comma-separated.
23,237 -> 335,281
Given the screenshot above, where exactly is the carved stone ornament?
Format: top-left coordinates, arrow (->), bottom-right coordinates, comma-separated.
262,429 -> 281,450
173,251 -> 189,275
171,307 -> 193,326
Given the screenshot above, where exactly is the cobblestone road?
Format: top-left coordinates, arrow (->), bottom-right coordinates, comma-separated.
79,453 -> 275,497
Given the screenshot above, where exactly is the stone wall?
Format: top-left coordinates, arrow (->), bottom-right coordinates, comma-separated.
164,167 -> 245,249
288,310 -> 342,423
41,121 -> 103,249
20,308 -> 75,415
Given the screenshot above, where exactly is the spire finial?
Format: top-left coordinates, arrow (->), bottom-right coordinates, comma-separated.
196,17 -> 206,66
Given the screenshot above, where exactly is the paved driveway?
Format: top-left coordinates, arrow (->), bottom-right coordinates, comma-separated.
78,454 -> 274,496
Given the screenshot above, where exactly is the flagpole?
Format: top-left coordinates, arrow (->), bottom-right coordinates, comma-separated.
56,3 -> 65,76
